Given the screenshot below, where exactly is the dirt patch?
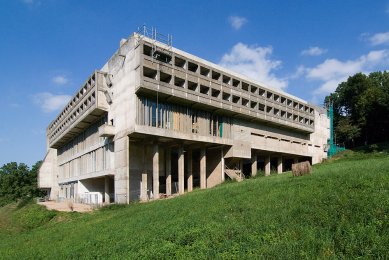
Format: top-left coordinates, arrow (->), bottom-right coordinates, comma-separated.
38,201 -> 93,213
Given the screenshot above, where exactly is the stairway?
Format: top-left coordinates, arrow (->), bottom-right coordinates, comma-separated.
225,167 -> 244,182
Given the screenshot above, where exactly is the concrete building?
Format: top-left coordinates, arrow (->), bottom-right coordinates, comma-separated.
38,29 -> 329,204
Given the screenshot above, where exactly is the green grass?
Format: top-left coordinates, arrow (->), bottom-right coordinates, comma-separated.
0,150 -> 388,259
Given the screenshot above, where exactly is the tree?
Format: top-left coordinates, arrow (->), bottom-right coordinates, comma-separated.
325,71 -> 389,147
335,117 -> 360,147
0,161 -> 42,206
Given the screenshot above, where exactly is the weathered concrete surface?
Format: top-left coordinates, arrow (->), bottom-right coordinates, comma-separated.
38,32 -> 330,204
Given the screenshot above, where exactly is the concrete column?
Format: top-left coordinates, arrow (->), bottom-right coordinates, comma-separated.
153,143 -> 159,199
141,173 -> 148,201
221,148 -> 225,182
200,147 -> 206,189
104,176 -> 110,204
265,155 -> 271,176
251,153 -> 257,177
165,148 -> 171,196
277,156 -> 283,174
187,149 -> 193,192
178,145 -> 185,194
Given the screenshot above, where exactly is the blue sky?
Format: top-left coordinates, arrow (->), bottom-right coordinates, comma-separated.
1,0 -> 389,166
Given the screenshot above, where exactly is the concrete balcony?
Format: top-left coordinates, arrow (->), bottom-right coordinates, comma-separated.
47,71 -> 110,149
98,124 -> 115,137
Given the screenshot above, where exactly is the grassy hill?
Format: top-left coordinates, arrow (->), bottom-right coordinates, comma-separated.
0,149 -> 388,259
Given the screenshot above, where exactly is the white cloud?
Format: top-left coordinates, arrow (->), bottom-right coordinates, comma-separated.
228,16 -> 248,30
219,42 -> 288,90
368,32 -> 389,46
52,75 -> 69,85
305,50 -> 389,95
33,92 -> 71,113
289,65 -> 306,79
301,46 -> 327,56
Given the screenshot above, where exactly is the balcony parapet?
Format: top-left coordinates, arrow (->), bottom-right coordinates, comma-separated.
98,124 -> 115,138
48,71 -> 110,148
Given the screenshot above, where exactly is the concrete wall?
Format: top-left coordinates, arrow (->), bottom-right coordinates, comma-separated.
206,148 -> 223,188
39,32 -> 330,204
38,148 -> 59,200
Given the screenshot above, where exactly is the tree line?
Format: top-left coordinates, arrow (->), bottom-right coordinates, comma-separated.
0,161 -> 42,206
325,71 -> 389,147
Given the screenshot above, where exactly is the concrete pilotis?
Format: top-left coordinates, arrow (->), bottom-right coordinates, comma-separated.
104,176 -> 110,204
265,155 -> 271,176
187,149 -> 193,192
141,173 -> 148,201
277,156 -> 283,174
251,153 -> 257,177
178,146 -> 185,194
165,148 -> 171,196
153,143 -> 159,199
221,148 -> 225,182
200,147 -> 206,189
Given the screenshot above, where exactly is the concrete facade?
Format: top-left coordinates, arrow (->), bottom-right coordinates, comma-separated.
38,31 -> 330,204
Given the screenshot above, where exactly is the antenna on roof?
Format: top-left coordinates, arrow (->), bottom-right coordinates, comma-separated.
136,25 -> 173,64
136,25 -> 173,49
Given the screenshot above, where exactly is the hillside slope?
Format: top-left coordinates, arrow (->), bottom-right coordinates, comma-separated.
0,152 -> 388,259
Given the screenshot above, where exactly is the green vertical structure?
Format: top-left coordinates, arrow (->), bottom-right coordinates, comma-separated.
327,101 -> 345,157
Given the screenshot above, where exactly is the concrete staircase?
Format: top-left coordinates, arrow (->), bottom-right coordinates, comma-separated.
225,166 -> 244,182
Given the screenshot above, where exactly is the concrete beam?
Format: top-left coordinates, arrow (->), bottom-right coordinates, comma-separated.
178,145 -> 185,194
165,148 -> 171,196
265,155 -> 271,176
200,147 -> 206,189
153,143 -> 159,199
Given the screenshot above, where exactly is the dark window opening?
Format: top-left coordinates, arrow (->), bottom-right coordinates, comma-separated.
143,44 -> 152,56
281,110 -> 286,118
160,72 -> 172,84
212,71 -> 221,81
143,66 -> 157,80
232,95 -> 240,104
153,50 -> 172,63
200,85 -> 210,95
258,103 -> 265,111
251,85 -> 257,94
242,98 -> 249,107
188,62 -> 198,73
174,76 -> 185,88
211,88 -> 220,98
222,92 -> 230,101
200,66 -> 210,77
250,101 -> 257,109
287,99 -> 292,106
241,82 -> 249,91
233,79 -> 240,88
174,57 -> 186,68
187,81 -> 198,91
222,75 -> 231,85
